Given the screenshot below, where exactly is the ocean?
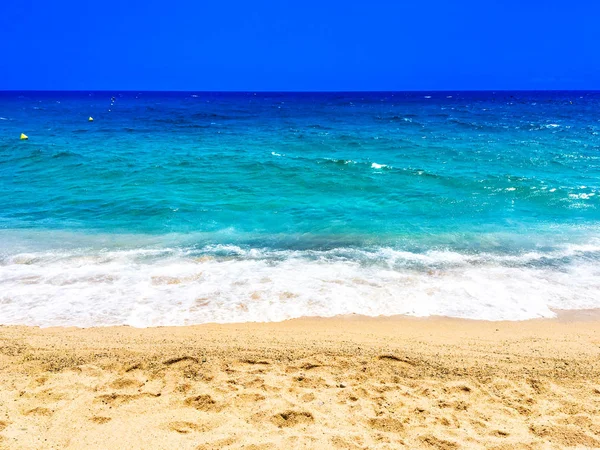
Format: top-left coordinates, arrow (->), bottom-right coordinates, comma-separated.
1,91 -> 599,327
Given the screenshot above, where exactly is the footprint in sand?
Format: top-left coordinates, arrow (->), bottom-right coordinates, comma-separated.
529,424 -> 600,448
23,407 -> 53,416
163,356 -> 199,365
89,416 -> 112,424
330,435 -> 365,449
378,354 -> 415,370
195,437 -> 237,450
419,434 -> 459,449
240,359 -> 270,365
124,362 -> 143,372
271,410 -> 314,427
167,421 -> 205,434
95,392 -> 161,406
367,417 -> 404,433
31,389 -> 69,402
300,362 -> 323,370
184,394 -> 222,412
233,392 -> 266,406
109,377 -> 144,389
491,429 -> 510,437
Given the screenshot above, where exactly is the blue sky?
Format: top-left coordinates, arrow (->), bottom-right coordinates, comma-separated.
1,0 -> 599,90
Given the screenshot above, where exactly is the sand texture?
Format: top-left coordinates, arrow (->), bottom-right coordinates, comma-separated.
1,314 -> 600,449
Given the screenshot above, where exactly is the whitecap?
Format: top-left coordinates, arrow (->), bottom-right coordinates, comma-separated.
371,162 -> 388,169
569,193 -> 594,200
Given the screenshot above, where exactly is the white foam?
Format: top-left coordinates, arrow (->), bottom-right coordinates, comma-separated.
1,245 -> 599,327
570,193 -> 594,200
371,162 -> 388,169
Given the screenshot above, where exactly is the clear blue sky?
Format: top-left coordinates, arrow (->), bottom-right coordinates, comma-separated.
1,0 -> 599,91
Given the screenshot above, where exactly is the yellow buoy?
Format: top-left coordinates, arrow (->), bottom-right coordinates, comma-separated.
88,117 -> 94,122
20,133 -> 28,140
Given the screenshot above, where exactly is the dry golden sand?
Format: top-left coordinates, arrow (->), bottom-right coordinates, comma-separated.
1,312 -> 600,449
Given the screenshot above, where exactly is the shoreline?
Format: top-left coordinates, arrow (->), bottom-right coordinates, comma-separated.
4,306 -> 600,331
2,313 -> 600,449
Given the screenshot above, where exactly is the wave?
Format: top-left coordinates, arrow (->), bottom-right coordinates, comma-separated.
371,162 -> 389,169
527,123 -> 565,132
318,157 -> 356,166
51,150 -> 83,159
307,124 -> 333,130
190,112 -> 235,120
1,243 -> 599,327
446,117 -> 500,131
374,115 -> 423,125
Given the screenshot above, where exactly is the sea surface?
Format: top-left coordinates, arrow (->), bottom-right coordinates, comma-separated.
1,91 -> 599,327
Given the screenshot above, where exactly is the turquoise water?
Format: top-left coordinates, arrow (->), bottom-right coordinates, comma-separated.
1,91 -> 599,326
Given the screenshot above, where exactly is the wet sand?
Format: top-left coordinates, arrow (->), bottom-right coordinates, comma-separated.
1,312 -> 600,449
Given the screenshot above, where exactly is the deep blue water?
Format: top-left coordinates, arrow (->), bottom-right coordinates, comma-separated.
1,91 -> 599,326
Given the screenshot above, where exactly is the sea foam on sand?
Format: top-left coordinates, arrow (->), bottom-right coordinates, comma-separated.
1,244 -> 599,327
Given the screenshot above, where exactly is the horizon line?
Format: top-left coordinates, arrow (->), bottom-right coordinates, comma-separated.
1,89 -> 599,93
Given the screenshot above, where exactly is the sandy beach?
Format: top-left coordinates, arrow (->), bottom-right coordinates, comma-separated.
1,312 -> 600,449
